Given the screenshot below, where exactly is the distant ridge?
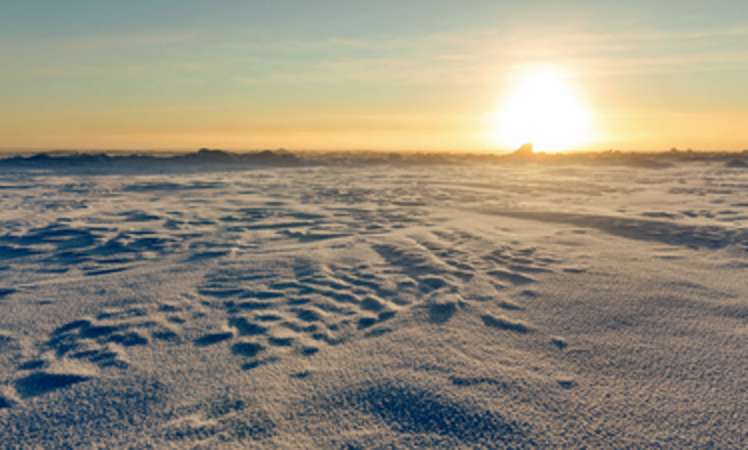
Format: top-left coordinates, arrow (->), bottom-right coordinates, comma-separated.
511,143 -> 535,157
0,147 -> 747,172
0,148 -> 305,172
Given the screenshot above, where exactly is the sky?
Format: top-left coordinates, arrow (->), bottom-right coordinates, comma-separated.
1,0 -> 747,152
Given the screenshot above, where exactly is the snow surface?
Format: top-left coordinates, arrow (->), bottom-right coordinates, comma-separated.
0,160 -> 746,448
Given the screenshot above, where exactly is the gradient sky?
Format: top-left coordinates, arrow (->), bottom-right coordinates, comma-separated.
1,1 -> 747,152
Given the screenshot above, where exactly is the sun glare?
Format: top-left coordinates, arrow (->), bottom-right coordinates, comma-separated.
490,66 -> 595,153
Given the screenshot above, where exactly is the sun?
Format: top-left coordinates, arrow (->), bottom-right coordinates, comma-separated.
489,66 -> 595,153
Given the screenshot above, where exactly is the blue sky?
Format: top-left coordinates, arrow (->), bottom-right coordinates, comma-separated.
1,1 -> 747,151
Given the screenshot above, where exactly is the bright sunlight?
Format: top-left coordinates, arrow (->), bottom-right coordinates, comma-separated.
490,66 -> 595,153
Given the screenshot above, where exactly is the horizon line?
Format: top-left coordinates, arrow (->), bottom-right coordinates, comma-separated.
1,146 -> 748,156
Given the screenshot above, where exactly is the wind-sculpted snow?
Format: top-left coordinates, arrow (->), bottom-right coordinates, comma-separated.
484,209 -> 748,250
0,161 -> 747,448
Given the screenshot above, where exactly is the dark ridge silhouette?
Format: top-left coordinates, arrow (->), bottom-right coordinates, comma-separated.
511,143 -> 535,157
0,148 -> 306,173
0,148 -> 747,173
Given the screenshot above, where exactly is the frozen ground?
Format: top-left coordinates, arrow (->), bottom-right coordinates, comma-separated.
0,158 -> 746,448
